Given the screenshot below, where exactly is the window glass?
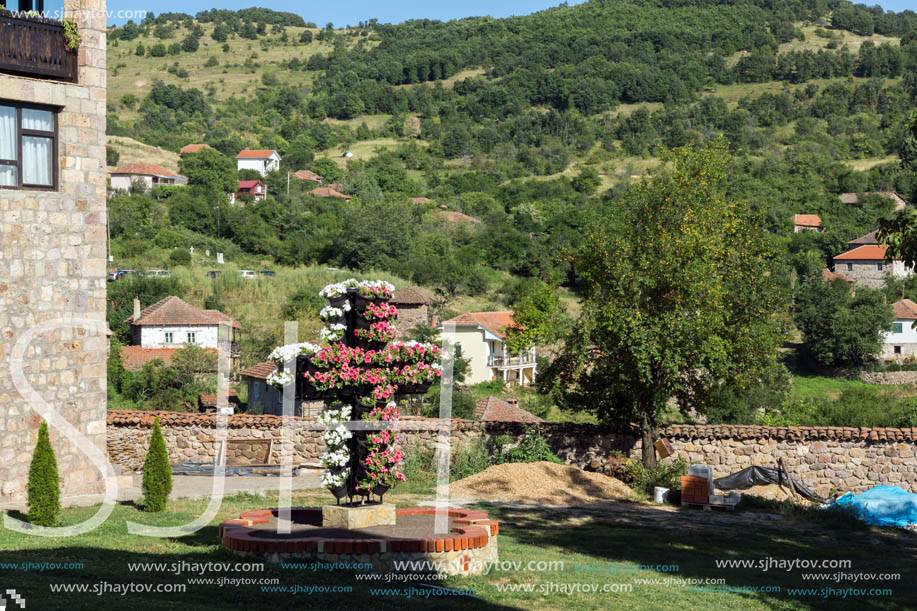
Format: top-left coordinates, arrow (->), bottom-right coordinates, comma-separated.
894,323 -> 903,334
0,166 -> 16,187
22,108 -> 53,132
22,136 -> 52,185
0,106 -> 16,161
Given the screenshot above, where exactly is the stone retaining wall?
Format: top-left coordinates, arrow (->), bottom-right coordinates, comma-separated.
107,411 -> 917,497
856,370 -> 917,384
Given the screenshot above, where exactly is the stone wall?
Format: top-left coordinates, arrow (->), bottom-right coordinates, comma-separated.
0,0 -> 108,506
856,370 -> 917,384
107,412 -> 917,497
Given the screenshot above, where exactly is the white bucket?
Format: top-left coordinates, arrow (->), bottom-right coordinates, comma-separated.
653,486 -> 670,503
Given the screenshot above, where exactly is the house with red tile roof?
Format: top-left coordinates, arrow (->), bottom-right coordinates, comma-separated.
309,186 -> 351,200
125,296 -> 241,372
293,169 -> 323,183
849,230 -> 880,245
832,244 -> 913,288
439,312 -> 536,387
792,214 -> 823,233
230,179 -> 266,204
883,299 -> 917,360
236,148 -> 281,176
474,396 -> 542,423
179,143 -> 215,155
239,361 -> 322,417
109,162 -> 187,192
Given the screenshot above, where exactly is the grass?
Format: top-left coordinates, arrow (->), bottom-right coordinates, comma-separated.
2,489 -> 915,609
317,138 -> 430,169
107,135 -> 181,173
789,375 -> 877,401
843,155 -> 900,171
779,24 -> 900,55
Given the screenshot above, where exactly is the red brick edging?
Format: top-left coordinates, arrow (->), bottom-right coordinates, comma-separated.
219,507 -> 499,555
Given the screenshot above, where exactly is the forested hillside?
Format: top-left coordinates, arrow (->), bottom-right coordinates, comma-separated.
104,0 -> 917,305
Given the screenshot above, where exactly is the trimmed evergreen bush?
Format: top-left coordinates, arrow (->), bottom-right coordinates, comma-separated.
141,417 -> 173,512
27,421 -> 61,527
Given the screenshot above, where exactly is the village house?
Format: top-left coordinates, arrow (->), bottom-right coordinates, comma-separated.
109,162 -> 187,192
239,361 -> 322,417
391,286 -> 437,331
236,148 -> 280,176
0,0 -> 109,505
474,396 -> 542,423
440,312 -> 537,387
792,214 -> 823,233
849,230 -> 880,245
179,143 -> 215,155
832,244 -> 912,289
123,296 -> 242,373
229,179 -> 267,204
839,191 -> 909,211
293,169 -> 323,183
883,299 -> 917,360
309,186 -> 351,200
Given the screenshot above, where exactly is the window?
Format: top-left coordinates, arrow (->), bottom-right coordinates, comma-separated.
846,263 -> 853,271
877,262 -> 884,271
186,332 -> 196,344
894,323 -> 903,334
895,345 -> 902,355
164,332 -> 173,343
0,102 -> 57,190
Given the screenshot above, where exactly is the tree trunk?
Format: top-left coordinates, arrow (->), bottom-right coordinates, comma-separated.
640,407 -> 657,469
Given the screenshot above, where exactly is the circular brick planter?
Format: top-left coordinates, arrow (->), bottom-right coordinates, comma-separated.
219,507 -> 499,575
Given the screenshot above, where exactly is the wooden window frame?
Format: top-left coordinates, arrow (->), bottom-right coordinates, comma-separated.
0,100 -> 59,191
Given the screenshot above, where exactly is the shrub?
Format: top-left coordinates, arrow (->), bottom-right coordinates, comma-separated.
620,457 -> 688,496
27,421 -> 61,527
450,438 -> 491,481
169,248 -> 191,266
106,146 -> 120,166
141,417 -> 173,512
497,429 -> 562,464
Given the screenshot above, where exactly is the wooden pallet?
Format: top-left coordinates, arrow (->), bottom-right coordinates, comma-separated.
681,502 -> 735,512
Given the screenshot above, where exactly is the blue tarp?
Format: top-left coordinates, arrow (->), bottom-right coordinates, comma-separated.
830,485 -> 917,528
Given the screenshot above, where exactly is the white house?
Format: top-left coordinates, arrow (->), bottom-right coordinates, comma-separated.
124,296 -> 241,371
883,299 -> 917,360
439,311 -> 536,387
236,149 -> 281,176
832,244 -> 912,289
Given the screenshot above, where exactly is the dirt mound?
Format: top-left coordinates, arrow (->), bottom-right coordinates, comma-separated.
450,461 -> 635,505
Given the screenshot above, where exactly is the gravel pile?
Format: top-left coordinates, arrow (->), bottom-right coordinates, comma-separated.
450,461 -> 635,505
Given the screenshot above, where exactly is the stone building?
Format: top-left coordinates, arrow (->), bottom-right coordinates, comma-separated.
882,299 -> 917,360
0,0 -> 108,505
391,285 -> 437,332
832,244 -> 912,289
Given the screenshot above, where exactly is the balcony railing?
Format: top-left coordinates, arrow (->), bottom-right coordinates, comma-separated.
488,353 -> 536,367
0,10 -> 77,83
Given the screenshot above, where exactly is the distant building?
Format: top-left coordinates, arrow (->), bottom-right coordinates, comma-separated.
838,192 -> 908,211
124,296 -> 241,372
849,230 -> 880,245
231,179 -> 266,203
832,244 -> 912,289
293,169 -> 323,183
440,312 -> 536,387
391,286 -> 437,331
474,396 -> 542,423
180,143 -> 215,155
239,361 -> 322,417
821,268 -> 854,285
309,186 -> 351,200
883,299 -> 917,360
792,214 -> 823,233
236,149 -> 280,176
110,163 -> 186,192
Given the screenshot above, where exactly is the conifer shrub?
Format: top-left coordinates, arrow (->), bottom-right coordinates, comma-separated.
27,421 -> 61,527
141,417 -> 173,512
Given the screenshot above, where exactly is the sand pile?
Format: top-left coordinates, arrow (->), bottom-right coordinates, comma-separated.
450,461 -> 635,505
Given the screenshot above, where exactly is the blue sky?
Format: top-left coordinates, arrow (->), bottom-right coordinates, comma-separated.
104,0 -> 913,27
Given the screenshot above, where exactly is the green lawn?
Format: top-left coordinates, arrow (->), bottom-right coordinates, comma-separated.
789,375 -> 876,401
2,490 -> 915,609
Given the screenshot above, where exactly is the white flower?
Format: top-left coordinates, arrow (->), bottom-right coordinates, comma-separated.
319,305 -> 344,320
321,469 -> 349,488
319,278 -> 361,298
266,369 -> 293,389
319,405 -> 352,426
268,342 -> 320,363
319,323 -> 346,341
321,448 -> 350,467
341,300 -> 352,311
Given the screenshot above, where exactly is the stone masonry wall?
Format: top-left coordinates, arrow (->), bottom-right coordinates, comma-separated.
107,412 -> 917,498
0,0 -> 108,506
857,370 -> 917,384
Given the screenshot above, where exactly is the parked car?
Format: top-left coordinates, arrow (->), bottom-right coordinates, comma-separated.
239,270 -> 257,279
114,269 -> 136,280
107,271 -> 119,281
258,270 -> 276,277
144,270 -> 171,278
206,270 -> 222,278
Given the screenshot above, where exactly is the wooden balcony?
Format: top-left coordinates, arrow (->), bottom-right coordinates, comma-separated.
0,10 -> 77,83
488,352 -> 537,368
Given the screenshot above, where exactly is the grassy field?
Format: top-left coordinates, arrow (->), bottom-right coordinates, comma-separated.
107,135 -> 181,173
1,489 -> 914,609
789,375 -> 878,401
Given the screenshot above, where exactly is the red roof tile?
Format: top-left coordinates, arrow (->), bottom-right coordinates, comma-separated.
443,311 -> 517,338
120,347 -> 179,371
309,187 -> 351,200
237,179 -> 263,189
792,214 -> 821,227
822,268 -> 854,284
180,143 -> 213,154
236,149 -> 278,159
474,397 -> 542,423
833,245 -> 888,261
125,296 -> 241,328
892,299 -> 917,320
111,163 -> 180,177
293,170 -> 323,182
439,210 -> 482,224
240,361 -> 277,380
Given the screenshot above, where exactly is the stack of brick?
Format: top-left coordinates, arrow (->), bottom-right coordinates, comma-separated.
680,476 -> 712,504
